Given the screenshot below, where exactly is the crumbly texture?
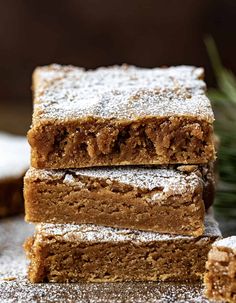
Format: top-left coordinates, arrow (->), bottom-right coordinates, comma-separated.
24,214 -> 221,283
24,164 -> 215,236
0,216 -> 213,303
204,236 -> 236,303
28,64 -> 215,168
0,132 -> 29,217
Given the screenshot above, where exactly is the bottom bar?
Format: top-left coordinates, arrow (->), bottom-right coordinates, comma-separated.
25,215 -> 221,283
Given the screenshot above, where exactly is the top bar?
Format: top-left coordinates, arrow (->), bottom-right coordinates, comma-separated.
28,64 -> 215,168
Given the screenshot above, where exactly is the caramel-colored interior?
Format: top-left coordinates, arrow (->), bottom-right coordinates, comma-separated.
25,235 -> 215,283
24,174 -> 205,236
28,117 -> 215,168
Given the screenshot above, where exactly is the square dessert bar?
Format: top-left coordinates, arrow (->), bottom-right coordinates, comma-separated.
24,164 -> 215,236
24,214 -> 221,283
28,64 -> 215,169
204,236 -> 236,303
0,133 -> 29,217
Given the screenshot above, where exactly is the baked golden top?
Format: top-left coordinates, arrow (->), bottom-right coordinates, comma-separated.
32,64 -> 214,123
25,165 -> 203,199
35,214 -> 221,243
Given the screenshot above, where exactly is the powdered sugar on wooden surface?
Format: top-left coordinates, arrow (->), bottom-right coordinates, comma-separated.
0,132 -> 30,180
33,64 -> 214,123
0,216 -> 217,302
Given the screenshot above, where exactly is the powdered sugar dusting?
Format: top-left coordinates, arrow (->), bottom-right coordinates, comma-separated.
1,279 -> 211,303
213,236 -> 236,251
0,216 -> 33,281
0,132 -> 30,180
25,166 -> 202,200
33,64 -> 214,123
37,214 -> 221,243
0,216 -> 214,302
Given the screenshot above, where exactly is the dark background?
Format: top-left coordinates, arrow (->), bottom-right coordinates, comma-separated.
0,0 -> 235,134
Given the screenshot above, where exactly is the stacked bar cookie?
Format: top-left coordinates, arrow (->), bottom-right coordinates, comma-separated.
24,64 -> 221,283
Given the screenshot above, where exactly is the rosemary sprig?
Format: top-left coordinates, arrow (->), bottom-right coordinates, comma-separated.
205,37 -> 236,212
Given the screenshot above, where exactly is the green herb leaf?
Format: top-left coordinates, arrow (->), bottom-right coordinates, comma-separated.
205,36 -> 236,213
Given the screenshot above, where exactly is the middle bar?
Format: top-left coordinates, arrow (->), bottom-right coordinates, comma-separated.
24,165 -> 214,236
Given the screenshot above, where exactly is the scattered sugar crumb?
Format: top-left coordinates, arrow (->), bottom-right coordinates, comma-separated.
214,236 -> 236,251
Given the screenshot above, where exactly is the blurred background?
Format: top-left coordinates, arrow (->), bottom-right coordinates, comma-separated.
0,0 -> 236,133
0,0 -> 235,233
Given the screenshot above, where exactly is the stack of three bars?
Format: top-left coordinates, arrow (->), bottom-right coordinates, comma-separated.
24,64 -> 221,283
